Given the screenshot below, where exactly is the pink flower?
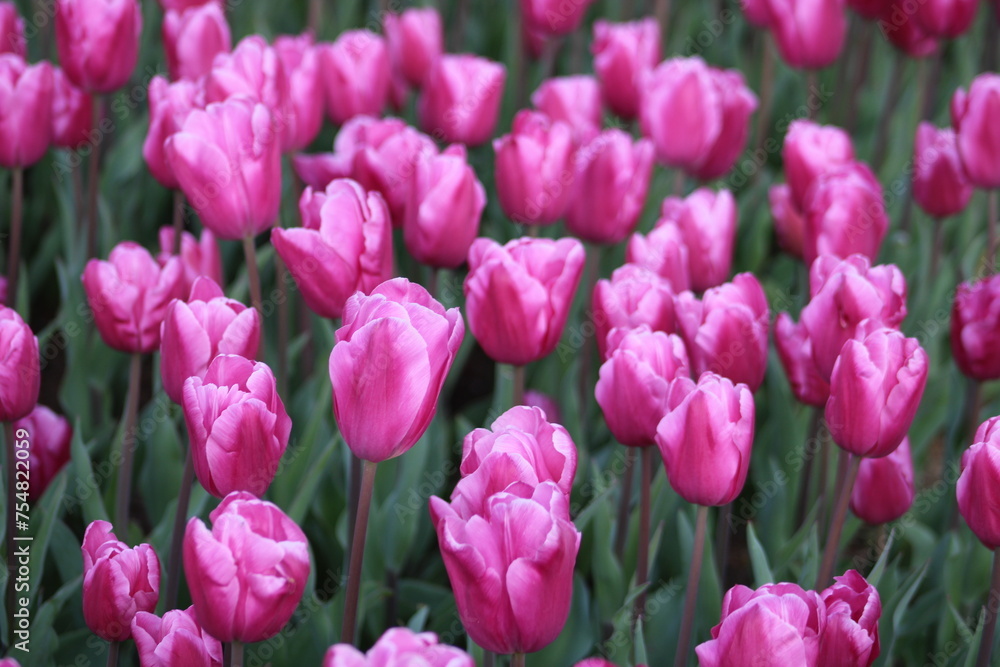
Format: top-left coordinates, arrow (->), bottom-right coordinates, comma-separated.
14,405 -> 72,500
658,187 -> 737,291
274,33 -> 324,152
818,571 -> 881,666
782,120 -> 856,211
156,226 -> 223,298
162,3 -> 230,82
50,66 -> 92,150
0,306 -> 39,422
321,30 -> 390,125
143,76 -> 202,189
0,55 -> 53,168
911,122 -> 972,218
951,275 -> 1000,381
520,0 -> 596,37
55,0 -> 142,93
323,627 -> 473,667
418,54 -> 506,146
769,184 -> 806,259
591,18 -> 661,120
763,0 -> 847,68
384,8 -> 443,88
952,73 -> 1000,189
131,607 -> 223,667
625,222 -> 691,292
531,75 -> 602,144
803,162 -> 888,267
774,312 -> 829,407
591,264 -> 677,361
850,437 -> 915,524
0,2 -> 25,57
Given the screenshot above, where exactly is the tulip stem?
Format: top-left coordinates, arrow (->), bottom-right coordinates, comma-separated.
816,454 -> 862,589
613,447 -> 636,560
794,409 -> 823,530
930,217 -> 945,278
988,190 -> 998,271
976,549 -> 1000,667
115,352 -> 142,531
577,243 -> 601,424
672,169 -> 685,197
87,96 -> 104,258
483,651 -> 495,667
512,365 -> 525,408
106,641 -> 119,667
871,53 -> 904,174
342,459 -> 377,645
752,36 -> 775,166
654,0 -> 670,45
165,444 -> 195,611
274,248 -> 290,399
674,504 -> 709,667
5,421 -> 17,645
229,641 -> 244,667
634,447 -> 654,622
512,653 -> 526,667
242,234 -> 264,321
172,191 -> 185,255
6,167 -> 23,308
806,70 -> 819,121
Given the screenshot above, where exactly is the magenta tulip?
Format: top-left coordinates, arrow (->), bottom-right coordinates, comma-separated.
803,162 -> 888,266
881,5 -> 939,57
952,275 -> 1000,381
520,0 -> 596,36
51,66 -> 92,150
274,33 -> 323,152
850,437 -> 914,524
763,0 -> 847,68
958,418 -> 1000,549
321,30 -> 390,125
819,571 -> 881,666
0,306 -> 39,422
14,405 -> 72,500
523,390 -> 562,423
418,54 -> 506,146
143,76 -> 202,189
591,18 -> 661,120
912,122 -> 972,219
625,222 -> 691,292
55,0 -> 141,93
292,151 -> 353,190
915,0 -> 978,37
531,75 -> 602,143
162,3 -> 230,82
0,55 -> 52,168
131,607 -> 223,667
659,187 -> 737,291
774,312 -> 829,407
741,0 -> 774,25
592,264 -> 677,361
769,184 -> 806,259
156,226 -> 223,298
0,3 -> 24,57
156,0 -> 218,10
952,74 -> 1000,189
782,120 -> 856,210
384,8 -> 443,88
323,628 -> 473,667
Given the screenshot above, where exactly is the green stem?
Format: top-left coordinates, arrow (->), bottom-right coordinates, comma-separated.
5,421 -> 17,646
816,455 -> 862,588
106,641 -> 119,667
976,549 -> 1000,667
989,191 -> 998,272
613,447 -> 636,560
6,167 -> 23,308
242,234 -> 264,326
87,96 -> 104,258
172,191 -> 184,255
230,641 -> 244,667
512,365 -> 525,408
634,446 -> 653,621
674,505 -> 709,667
115,352 -> 142,531
511,653 -> 526,667
341,460 -> 378,645
165,445 -> 195,610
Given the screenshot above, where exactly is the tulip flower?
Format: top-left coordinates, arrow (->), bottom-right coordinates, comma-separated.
131,607 -> 223,667
565,130 -> 655,245
493,110 -> 576,225
14,405 -> 72,500
523,390 -> 562,423
774,312 -> 829,407
912,122 -> 972,219
825,325 -> 928,459
521,0 -> 596,36
782,120 -> 856,210
592,264 -> 677,361
156,226 -> 223,297
659,187 -> 737,291
591,18 -> 661,120
531,75 -> 602,144
0,55 -> 53,168
403,144 -> 486,268
418,54 -> 506,146
156,0 -> 218,10
762,0 -> 847,69
384,8 -> 443,88
82,242 -> 184,354
914,0 -> 977,38
322,30 -> 391,125
50,66 -> 92,150
803,162 -> 888,267
769,184 -> 806,259
274,33 -> 323,152
958,418 -> 1000,549
292,151 -> 354,190
819,570 -> 881,665
143,76 -> 202,190
881,5 -> 939,57
847,0 -> 890,18
625,222 -> 691,292
82,520 -> 160,642
640,57 -> 758,180
183,491 -> 310,643
952,74 -> 1000,189
465,237 -> 585,366
0,306 -> 39,422
952,275 -> 1000,381
272,179 -> 393,319
850,436 -> 915,525
741,0 -> 773,25
162,3 -> 230,82
55,0 -> 141,93
0,3 -> 24,57
323,628 -> 473,667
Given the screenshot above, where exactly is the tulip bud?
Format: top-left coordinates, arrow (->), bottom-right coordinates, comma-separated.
912,122 -> 972,219
819,570 -> 882,665
131,607 -> 223,667
782,120 -> 856,211
418,54 -> 506,146
625,222 -> 691,292
82,521 -> 160,641
162,4 -> 230,82
952,74 -> 1000,189
183,491 -> 310,642
0,2 -> 25,57
521,0 -> 596,36
774,313 -> 829,407
803,162 -> 888,267
323,628 -> 473,667
51,66 -> 92,150
322,30 -> 390,125
14,405 -> 72,500
82,242 -> 185,354
143,76 -> 202,189
850,437 -> 914,524
914,0 -> 977,38
592,264 -> 677,361
958,417 -> 1000,549
659,187 -> 737,291
952,276 -> 1000,381
156,226 -> 223,298
531,75 -> 602,144
0,306 -> 39,422
769,184 -> 805,259
274,33 -> 324,152
0,55 -> 52,168
55,0 -> 141,93
464,237 -> 585,365
763,0 -> 847,68
384,8 -> 443,88
881,5 -> 939,57
591,18 -> 661,120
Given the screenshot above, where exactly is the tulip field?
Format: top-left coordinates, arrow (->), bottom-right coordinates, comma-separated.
4,0 -> 1000,665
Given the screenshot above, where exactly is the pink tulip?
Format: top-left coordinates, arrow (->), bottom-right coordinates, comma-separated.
143,76 -> 202,189
162,4 -> 230,82
625,222 -> 691,292
321,30 -> 391,125
591,18 -> 661,120
912,122 -> 972,218
183,491 -> 310,642
741,0 -> 774,25
323,628 -> 473,667
640,57 -> 758,180
464,237 -> 585,365
0,3 -> 25,57
82,241 -> 184,354
292,151 -> 354,190
850,437 -> 914,524
404,144 -> 486,268
819,571 -> 881,665
55,0 -> 141,93
825,324 -> 928,458
160,277 -> 261,405
274,33 -> 324,152
429,487 -> 580,654
521,0 -> 596,36
800,254 -> 908,381
523,390 -> 562,423
656,372 -> 755,506
156,226 -> 223,298
952,275 -> 1000,381
272,179 -> 393,319
0,55 -> 52,168
774,313 -> 829,407
0,659 -> 20,667
592,264 -> 677,361
803,162 -> 888,266
165,97 -> 282,240
763,0 -> 847,68
880,6 -> 939,57
82,520 -> 160,641
769,184 -> 806,259
782,120 -> 856,210
597,327 -> 690,447
51,66 -> 92,150
531,75 -> 602,143
658,187 -> 737,291
0,306 -> 39,422
330,278 -> 463,462
418,54 -> 506,146
952,73 -> 1000,189
131,607 -> 223,667
914,0 -> 977,38
958,418 -> 1000,549
13,405 -> 72,500
566,130 -> 655,244
493,110 -> 576,225
848,0 -> 891,18
156,0 -> 218,9
384,8 -> 443,88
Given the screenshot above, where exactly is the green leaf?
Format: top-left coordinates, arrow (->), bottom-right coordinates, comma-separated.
747,522 -> 774,587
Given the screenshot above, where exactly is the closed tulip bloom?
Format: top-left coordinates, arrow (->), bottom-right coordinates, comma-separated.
0,3 -> 24,56
160,278 -> 261,405
0,306 -> 39,422
958,418 -> 1000,549
625,222 -> 691,292
522,0 -> 596,36
330,278 -> 463,462
131,607 -> 223,667
465,237 -> 585,365
774,313 -> 829,407
162,4 -> 230,82
592,264 -> 677,361
55,0 -> 141,93
660,187 -> 737,291
274,33 -> 323,152
429,488 -> 581,654
156,0 -> 219,10
763,0 -> 846,69
165,97 -> 281,240
914,0 -> 977,38
952,74 -> 1000,189
769,184 -> 806,259
881,6 -> 939,57
82,242 -> 184,354
143,76 -> 202,189
494,110 -> 576,225
385,8 -> 443,88
640,57 -> 758,180
531,75 -> 602,144
803,162 -> 888,266
819,571 -> 881,666
523,390 -> 562,423
291,151 -> 354,190
591,18 -> 661,119
782,120 -> 856,210
825,325 -> 928,458
156,226 -> 223,297
566,131 -> 655,244
675,273 -> 770,391
404,145 -> 486,268
323,628 -> 473,667
183,491 -> 310,642
597,327 -> 690,447
0,55 -> 53,168
82,521 -> 160,641
848,0 -> 891,19
182,355 -> 288,498
14,405 -> 72,500
322,30 -> 390,125
800,254 -> 908,380
912,122 -> 972,218
656,372 -> 755,506
272,179 -> 392,319
741,0 -> 774,25
850,437 -> 914,524
952,276 -> 1000,381
51,66 -> 92,150
418,54 -> 506,146
0,660 -> 20,667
